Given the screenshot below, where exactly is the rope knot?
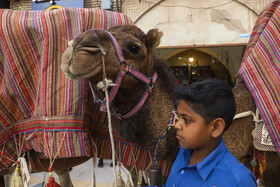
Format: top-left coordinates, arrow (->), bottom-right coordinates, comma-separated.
97,78 -> 116,91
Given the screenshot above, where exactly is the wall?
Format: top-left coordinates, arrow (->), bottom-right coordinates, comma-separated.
10,0 -> 31,10
135,0 -> 258,46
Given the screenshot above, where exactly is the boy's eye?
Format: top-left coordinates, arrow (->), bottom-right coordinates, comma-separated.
172,111 -> 190,125
183,118 -> 190,124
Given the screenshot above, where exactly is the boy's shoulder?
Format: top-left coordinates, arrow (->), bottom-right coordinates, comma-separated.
221,150 -> 249,172
219,150 -> 257,186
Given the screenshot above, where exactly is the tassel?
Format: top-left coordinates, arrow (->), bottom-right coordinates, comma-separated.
125,178 -> 132,187
11,161 -> 23,187
47,166 -> 61,187
259,162 -> 263,175
47,176 -> 61,187
18,157 -> 31,187
262,152 -> 266,171
257,151 -> 266,179
250,150 -> 257,175
113,171 -> 125,187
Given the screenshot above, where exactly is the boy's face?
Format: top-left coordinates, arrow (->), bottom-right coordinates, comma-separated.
174,99 -> 213,150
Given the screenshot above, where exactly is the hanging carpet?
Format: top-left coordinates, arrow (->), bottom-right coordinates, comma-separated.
239,0 -> 280,155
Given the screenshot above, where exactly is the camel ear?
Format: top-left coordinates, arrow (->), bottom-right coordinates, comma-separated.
145,28 -> 163,51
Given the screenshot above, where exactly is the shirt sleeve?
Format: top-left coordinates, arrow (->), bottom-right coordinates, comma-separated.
237,171 -> 257,187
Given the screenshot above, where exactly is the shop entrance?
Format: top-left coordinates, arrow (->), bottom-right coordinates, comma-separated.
155,45 -> 246,86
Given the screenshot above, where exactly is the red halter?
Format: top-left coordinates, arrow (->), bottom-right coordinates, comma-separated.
89,31 -> 158,120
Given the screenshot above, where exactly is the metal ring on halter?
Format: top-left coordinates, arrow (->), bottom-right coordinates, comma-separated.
98,47 -> 106,56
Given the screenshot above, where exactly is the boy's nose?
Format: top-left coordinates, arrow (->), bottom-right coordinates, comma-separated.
174,120 -> 182,130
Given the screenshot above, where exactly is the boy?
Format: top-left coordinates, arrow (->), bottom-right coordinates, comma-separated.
165,78 -> 257,187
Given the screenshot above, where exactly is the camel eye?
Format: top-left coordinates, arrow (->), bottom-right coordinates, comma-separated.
129,45 -> 141,54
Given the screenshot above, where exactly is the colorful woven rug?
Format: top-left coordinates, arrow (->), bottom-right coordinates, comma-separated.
0,8 -> 172,175
239,0 -> 280,155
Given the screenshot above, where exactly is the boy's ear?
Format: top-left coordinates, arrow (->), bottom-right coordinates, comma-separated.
210,118 -> 225,138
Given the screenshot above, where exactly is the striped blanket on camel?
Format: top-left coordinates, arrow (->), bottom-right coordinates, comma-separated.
0,8 -> 172,176
239,0 -> 280,155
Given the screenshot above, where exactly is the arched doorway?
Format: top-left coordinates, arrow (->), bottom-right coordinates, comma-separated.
155,44 -> 246,86
168,49 -> 231,85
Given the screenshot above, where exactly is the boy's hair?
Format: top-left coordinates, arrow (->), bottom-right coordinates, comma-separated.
174,78 -> 236,132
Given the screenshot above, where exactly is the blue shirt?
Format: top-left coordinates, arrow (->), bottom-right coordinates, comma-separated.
165,139 -> 257,187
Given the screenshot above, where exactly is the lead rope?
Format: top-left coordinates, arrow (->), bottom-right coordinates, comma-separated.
153,110 -> 176,166
96,46 -> 118,187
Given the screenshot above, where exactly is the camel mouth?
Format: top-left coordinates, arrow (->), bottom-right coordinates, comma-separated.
64,64 -> 102,80
61,45 -> 103,80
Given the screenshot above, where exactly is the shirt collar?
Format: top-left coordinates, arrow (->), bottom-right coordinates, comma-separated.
182,138 -> 228,181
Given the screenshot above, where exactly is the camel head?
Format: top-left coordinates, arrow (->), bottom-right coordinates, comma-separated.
61,25 -> 178,161
61,25 -> 163,88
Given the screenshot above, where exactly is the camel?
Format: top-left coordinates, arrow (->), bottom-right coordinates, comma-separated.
61,24 -> 280,187
61,24 -> 179,170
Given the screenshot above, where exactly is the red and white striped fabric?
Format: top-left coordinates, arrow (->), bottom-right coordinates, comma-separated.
240,0 -> 280,155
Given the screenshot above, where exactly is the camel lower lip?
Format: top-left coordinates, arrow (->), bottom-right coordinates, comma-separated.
67,65 -> 102,80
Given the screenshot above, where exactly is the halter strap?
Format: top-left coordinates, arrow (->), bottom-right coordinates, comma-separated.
89,31 -> 158,120
109,71 -> 158,119
106,31 -> 125,63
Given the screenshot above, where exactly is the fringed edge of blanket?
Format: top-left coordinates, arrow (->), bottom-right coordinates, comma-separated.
92,134 -> 173,176
0,116 -> 172,176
